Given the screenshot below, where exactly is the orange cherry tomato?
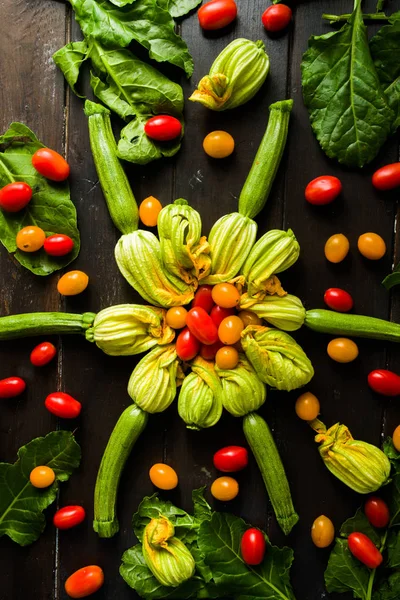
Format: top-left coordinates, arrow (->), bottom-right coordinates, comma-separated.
324,233 -> 350,263
139,196 -> 163,227
295,391 -> 320,421
211,476 -> 239,501
149,463 -> 178,490
16,226 -> 46,252
30,466 -> 55,488
215,346 -> 239,369
212,283 -> 240,308
32,148 -> 70,182
393,425 -> 400,451
165,306 -> 187,329
65,565 -> 104,598
357,232 -> 386,260
57,271 -> 89,296
238,310 -> 262,327
203,131 -> 235,158
327,338 -> 359,363
311,515 -> 335,548
218,315 -> 244,345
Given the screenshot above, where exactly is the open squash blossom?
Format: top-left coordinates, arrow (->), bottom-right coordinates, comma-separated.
310,420 -> 391,494
142,516 -> 195,587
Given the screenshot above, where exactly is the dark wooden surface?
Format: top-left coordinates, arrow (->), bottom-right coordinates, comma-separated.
1,0 -> 400,598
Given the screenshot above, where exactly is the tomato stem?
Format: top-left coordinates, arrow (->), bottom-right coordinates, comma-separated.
366,530 -> 388,600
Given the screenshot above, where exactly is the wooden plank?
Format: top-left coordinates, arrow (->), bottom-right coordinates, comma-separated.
0,0 -> 68,598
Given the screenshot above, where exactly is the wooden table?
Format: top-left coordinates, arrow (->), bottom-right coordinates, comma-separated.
1,0 -> 399,598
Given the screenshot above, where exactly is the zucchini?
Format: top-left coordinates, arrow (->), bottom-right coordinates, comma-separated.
84,100 -> 139,235
93,403 -> 148,538
0,312 -> 95,340
243,412 -> 299,535
305,309 -> 400,342
238,100 -> 293,220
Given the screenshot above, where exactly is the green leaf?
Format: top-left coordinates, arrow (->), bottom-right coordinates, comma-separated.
157,0 -> 202,18
382,263 -> 400,291
372,571 -> 400,600
325,538 -> 371,599
0,431 -> 81,546
0,123 -> 80,275
386,529 -> 400,568
370,13 -> 400,131
192,487 -> 212,522
69,0 -> 194,76
198,512 -> 296,600
117,115 -> 182,165
340,508 -> 381,546
301,0 -> 394,168
53,40 -> 88,97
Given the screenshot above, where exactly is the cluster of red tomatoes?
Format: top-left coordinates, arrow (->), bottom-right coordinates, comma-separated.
164,283 -> 261,369
197,0 -> 292,34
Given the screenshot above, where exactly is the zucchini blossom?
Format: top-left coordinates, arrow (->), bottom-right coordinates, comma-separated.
115,230 -> 196,307
178,356 -> 223,430
189,38 -> 269,111
239,293 -> 306,331
128,344 -> 184,413
85,304 -> 174,355
158,199 -> 211,284
216,354 -> 266,417
241,326 -> 314,391
311,420 -> 391,494
142,516 -> 195,587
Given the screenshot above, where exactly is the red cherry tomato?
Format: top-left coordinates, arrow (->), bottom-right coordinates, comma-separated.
305,176 -> 342,205
213,446 -> 248,472
367,369 -> 400,397
0,182 -> 32,212
176,327 -> 201,361
65,565 -> 104,598
32,148 -> 70,182
241,528 -> 266,565
144,115 -> 182,142
0,377 -> 26,398
186,307 -> 219,345
44,234 -> 74,257
53,505 -> 86,530
30,341 -> 57,367
192,285 -> 215,313
200,340 -> 224,360
348,532 -> 383,569
323,288 -> 354,312
210,305 -> 236,328
364,497 -> 390,529
45,392 -> 81,419
372,163 -> 400,190
198,0 -> 237,30
261,4 -> 292,32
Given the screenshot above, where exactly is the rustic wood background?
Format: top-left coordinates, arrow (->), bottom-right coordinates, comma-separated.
1,0 -> 399,598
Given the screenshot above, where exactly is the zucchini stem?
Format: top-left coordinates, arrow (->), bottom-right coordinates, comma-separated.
0,312 -> 95,340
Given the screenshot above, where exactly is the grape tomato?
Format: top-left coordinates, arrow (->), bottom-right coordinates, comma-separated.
368,369 -> 400,397
186,307 -> 219,345
0,182 -> 32,212
0,376 -> 26,398
44,234 -> 74,257
324,288 -> 353,312
241,528 -> 266,565
30,341 -> 57,367
65,565 -> 104,598
200,340 -> 224,361
305,176 -> 342,205
144,116 -> 182,142
32,148 -> 70,182
192,285 -> 215,313
198,0 -> 237,30
210,305 -> 236,328
347,532 -> 383,569
45,392 -> 82,419
372,163 -> 400,190
149,463 -> 178,490
54,505 -> 86,530
213,446 -> 248,472
364,497 -> 390,528
262,4 -> 292,32
238,310 -> 262,327
176,327 -> 200,361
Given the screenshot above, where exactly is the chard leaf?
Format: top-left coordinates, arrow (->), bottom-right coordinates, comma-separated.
382,263 -> 400,291
69,0 -> 194,76
192,487 -> 212,522
372,572 -> 400,600
370,13 -> 400,130
325,537 -> 371,599
157,0 -> 202,18
198,512 -> 296,600
340,508 -> 381,546
53,40 -> 88,97
0,431 -> 81,546
0,123 -> 80,275
117,115 -> 182,165
387,530 -> 400,568
301,0 -> 394,168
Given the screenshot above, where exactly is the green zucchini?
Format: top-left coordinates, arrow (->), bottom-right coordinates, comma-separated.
94,403 -> 148,538
238,99 -> 293,220
305,309 -> 400,342
243,412 -> 299,535
0,312 -> 95,340
84,100 -> 139,235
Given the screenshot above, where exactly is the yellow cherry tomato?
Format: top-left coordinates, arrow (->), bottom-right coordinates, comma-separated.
211,476 -> 239,501
311,515 -> 335,548
215,346 -> 239,369
149,463 -> 178,490
212,283 -> 240,308
30,466 -> 55,488
166,306 -> 188,329
393,425 -> 400,452
16,226 -> 46,252
203,131 -> 235,159
139,196 -> 163,227
295,391 -> 320,421
358,232 -> 386,260
238,310 -> 262,328
327,338 -> 359,363
57,270 -> 89,296
218,316 -> 244,345
324,233 -> 350,263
